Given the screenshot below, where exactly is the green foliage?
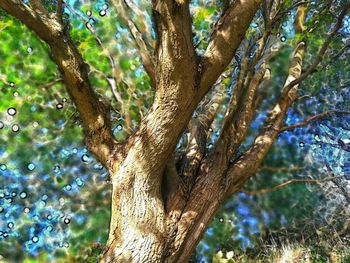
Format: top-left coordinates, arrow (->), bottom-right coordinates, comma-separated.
0,0 -> 349,261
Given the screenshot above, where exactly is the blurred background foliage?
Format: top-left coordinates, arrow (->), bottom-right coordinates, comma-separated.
0,0 -> 349,262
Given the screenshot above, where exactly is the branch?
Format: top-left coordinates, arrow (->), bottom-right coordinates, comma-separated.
225,2 -> 309,196
242,174 -> 349,195
105,77 -> 133,133
317,131 -> 350,153
110,0 -> 155,87
57,0 -> 63,22
29,0 -> 48,15
282,3 -> 350,94
0,1 -> 58,42
40,78 -> 63,89
62,2 -> 133,132
127,0 -> 196,149
281,110 -> 350,132
222,65 -> 267,157
221,0 -> 230,13
259,165 -> 304,173
179,82 -> 225,181
0,0 -> 119,168
63,2 -> 117,71
213,29 -> 278,162
216,31 -> 275,157
0,74 -> 10,85
198,0 -> 262,98
37,78 -> 70,105
318,42 -> 350,71
221,41 -> 251,122
271,0 -> 309,26
166,80 -> 225,216
124,0 -> 153,45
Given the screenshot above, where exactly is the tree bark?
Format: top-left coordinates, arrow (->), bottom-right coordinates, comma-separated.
1,1 -> 346,263
100,1 -> 262,261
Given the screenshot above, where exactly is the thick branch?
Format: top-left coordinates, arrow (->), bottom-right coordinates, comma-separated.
225,2 -> 348,195
123,0 -> 197,170
180,88 -> 223,179
198,0 -> 262,97
225,2 -> 309,196
166,82 -> 225,217
0,1 -> 118,168
283,3 -> 350,94
215,30 -> 276,161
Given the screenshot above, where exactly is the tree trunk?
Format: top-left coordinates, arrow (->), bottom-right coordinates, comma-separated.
98,1 -> 263,261
101,151 -> 167,262
100,154 -> 229,263
3,1 -> 334,263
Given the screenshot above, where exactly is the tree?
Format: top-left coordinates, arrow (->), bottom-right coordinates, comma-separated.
0,0 -> 349,262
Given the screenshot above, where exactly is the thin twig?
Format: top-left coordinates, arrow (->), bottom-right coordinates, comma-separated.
111,0 -> 155,87
57,0 -> 63,22
40,78 -> 62,89
0,74 -> 10,85
280,110 -> 350,132
259,166 -> 304,172
242,174 -> 348,195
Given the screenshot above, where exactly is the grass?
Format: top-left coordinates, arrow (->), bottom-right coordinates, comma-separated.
213,233 -> 350,263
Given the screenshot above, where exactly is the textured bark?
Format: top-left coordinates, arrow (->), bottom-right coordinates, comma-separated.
199,0 -> 262,96
102,1 -> 198,261
1,1 -> 347,263
99,1 -> 262,261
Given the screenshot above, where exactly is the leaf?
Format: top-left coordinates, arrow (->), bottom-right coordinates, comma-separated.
0,19 -> 13,30
226,251 -> 234,259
